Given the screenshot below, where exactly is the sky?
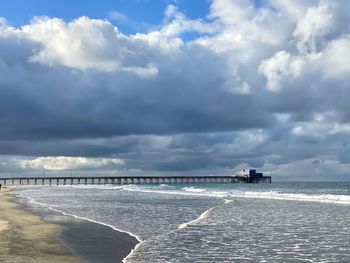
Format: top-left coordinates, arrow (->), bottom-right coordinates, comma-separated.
1,0 -> 350,181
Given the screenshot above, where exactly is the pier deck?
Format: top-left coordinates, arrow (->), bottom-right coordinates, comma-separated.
0,175 -> 271,186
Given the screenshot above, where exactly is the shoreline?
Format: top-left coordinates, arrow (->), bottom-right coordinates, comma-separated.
0,186 -> 83,263
22,196 -> 142,263
0,186 -> 140,263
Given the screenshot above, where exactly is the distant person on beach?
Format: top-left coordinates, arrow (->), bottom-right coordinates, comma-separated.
0,183 -> 2,190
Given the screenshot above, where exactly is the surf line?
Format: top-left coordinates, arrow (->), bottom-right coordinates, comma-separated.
20,195 -> 143,263
178,207 -> 215,230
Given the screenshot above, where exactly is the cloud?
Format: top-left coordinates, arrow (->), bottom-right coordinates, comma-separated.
0,15 -> 276,142
1,0 -> 350,180
22,16 -> 156,72
108,11 -> 129,23
320,36 -> 350,78
19,156 -> 124,171
293,2 -> 334,53
259,51 -> 305,91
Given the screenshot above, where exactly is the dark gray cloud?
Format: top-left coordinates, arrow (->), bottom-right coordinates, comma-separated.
0,43 -> 276,141
1,0 -> 350,181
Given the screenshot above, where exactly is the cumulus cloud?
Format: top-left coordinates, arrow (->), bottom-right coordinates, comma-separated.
22,16 -> 159,72
19,156 -> 124,171
0,14 -> 276,141
293,2 -> 334,53
259,51 -> 305,91
320,36 -> 350,77
0,0 -> 350,180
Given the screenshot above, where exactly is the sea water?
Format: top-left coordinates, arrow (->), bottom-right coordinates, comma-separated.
14,182 -> 350,262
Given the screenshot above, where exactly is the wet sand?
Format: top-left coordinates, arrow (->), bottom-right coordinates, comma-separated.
0,187 -> 83,263
0,186 -> 139,263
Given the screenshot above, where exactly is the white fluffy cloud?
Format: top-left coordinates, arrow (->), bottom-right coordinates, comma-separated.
293,3 -> 334,53
20,156 -> 124,171
23,17 -> 124,71
320,36 -> 350,77
20,16 -> 160,75
259,51 -> 305,91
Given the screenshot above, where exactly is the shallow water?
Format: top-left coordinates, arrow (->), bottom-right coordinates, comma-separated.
15,182 -> 350,262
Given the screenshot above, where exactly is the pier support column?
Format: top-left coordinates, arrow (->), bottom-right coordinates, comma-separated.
85,178 -> 88,185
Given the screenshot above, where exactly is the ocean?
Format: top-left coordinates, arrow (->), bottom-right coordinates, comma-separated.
14,182 -> 350,262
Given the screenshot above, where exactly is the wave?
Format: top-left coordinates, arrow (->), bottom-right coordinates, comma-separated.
228,191 -> 350,205
178,207 -> 214,229
182,186 -> 207,193
19,195 -> 143,263
35,184 -> 350,205
159,184 -> 174,188
121,186 -> 350,205
60,184 -> 125,190
224,199 -> 234,204
120,186 -> 226,198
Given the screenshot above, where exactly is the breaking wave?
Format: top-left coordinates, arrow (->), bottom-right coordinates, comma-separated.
178,207 -> 214,229
52,184 -> 350,205
228,191 -> 350,205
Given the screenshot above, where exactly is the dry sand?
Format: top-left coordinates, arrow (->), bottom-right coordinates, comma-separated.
0,187 -> 83,263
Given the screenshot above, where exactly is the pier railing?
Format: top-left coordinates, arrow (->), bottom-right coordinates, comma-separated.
0,175 -> 271,185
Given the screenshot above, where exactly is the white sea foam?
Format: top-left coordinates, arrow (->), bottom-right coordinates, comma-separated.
178,207 -> 214,229
182,186 -> 207,193
159,184 -> 173,188
224,199 -> 234,204
122,186 -> 350,205
228,191 -> 350,205
45,184 -> 350,205
60,184 -> 125,190
120,186 -> 220,197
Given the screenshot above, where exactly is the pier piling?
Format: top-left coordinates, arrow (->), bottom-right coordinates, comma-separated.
0,174 -> 271,186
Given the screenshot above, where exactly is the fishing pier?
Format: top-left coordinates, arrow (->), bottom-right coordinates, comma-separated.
0,172 -> 271,186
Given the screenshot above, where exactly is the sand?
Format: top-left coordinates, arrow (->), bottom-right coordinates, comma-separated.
0,186 -> 140,263
0,187 -> 83,263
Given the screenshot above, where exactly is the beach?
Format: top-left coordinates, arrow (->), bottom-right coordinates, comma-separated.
0,187 -> 82,263
0,187 -> 139,263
